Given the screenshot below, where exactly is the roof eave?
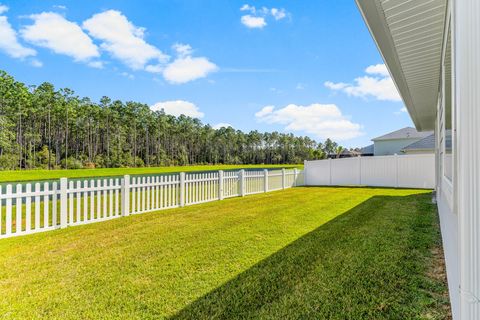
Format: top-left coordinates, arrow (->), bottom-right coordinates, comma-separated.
355,0 -> 436,131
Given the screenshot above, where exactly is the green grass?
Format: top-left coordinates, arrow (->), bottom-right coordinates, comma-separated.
0,187 -> 449,319
0,164 -> 301,183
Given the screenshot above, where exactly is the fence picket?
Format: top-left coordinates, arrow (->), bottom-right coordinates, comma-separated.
52,182 -> 57,227
25,184 -> 31,232
83,180 -> 88,222
114,179 -> 119,216
43,182 -> 49,228
34,183 -> 40,230
16,184 -> 22,233
90,180 -> 95,220
96,180 -> 101,219
76,181 -> 81,223
1,168 -> 302,239
102,179 -> 108,218
6,185 -> 12,235
69,181 -> 74,224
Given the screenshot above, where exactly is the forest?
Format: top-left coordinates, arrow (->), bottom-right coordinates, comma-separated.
0,70 -> 343,170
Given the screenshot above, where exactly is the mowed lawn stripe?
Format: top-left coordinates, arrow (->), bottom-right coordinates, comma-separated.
0,164 -> 301,183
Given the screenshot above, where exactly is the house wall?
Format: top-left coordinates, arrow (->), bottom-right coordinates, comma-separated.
453,0 -> 480,318
435,1 -> 459,318
403,149 -> 434,155
373,138 -> 420,155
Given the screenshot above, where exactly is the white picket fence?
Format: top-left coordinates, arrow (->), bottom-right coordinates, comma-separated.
0,168 -> 303,239
304,154 -> 435,189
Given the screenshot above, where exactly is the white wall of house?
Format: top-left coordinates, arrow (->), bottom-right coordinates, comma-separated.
373,138 -> 420,155
451,1 -> 480,318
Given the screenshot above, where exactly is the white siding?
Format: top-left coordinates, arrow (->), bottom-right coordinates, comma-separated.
455,0 -> 480,318
373,138 -> 420,155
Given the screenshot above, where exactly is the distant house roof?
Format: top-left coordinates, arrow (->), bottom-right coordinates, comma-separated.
360,144 -> 374,155
372,127 -> 432,141
402,133 -> 435,151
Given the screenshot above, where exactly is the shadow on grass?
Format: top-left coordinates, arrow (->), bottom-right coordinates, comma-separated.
170,192 -> 448,320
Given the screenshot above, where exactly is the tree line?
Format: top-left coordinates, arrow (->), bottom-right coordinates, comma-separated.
0,70 -> 344,170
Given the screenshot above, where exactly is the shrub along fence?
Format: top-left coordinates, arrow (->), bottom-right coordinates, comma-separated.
0,169 -> 304,239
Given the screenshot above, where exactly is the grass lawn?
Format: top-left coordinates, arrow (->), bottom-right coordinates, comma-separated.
0,187 -> 449,319
0,164 -> 301,183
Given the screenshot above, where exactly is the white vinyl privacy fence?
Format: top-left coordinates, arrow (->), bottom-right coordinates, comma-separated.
304,154 -> 435,189
0,168 -> 303,239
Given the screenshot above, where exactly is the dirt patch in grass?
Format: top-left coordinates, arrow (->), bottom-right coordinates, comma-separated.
425,226 -> 452,320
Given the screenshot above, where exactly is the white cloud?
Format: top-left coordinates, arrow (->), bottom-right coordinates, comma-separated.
240,4 -> 256,12
296,83 -> 305,90
324,81 -> 348,90
213,123 -> 233,129
162,56 -> 218,84
120,71 -> 134,80
0,13 -> 36,59
87,60 -> 103,68
0,4 -> 8,15
324,64 -> 401,102
53,5 -> 67,10
394,107 -> 408,115
271,8 -> 287,20
241,15 -> 266,29
151,100 -> 204,118
21,12 -> 99,63
145,63 -> 163,73
365,63 -> 390,77
255,105 -> 274,118
143,42 -> 217,84
240,4 -> 288,29
82,10 -> 168,70
172,43 -> 193,57
255,103 -> 363,141
30,58 -> 42,67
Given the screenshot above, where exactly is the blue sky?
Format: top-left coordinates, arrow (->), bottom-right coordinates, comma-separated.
0,0 -> 413,148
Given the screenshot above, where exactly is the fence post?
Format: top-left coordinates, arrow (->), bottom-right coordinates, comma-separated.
218,170 -> 224,200
293,168 -> 298,187
282,168 -> 286,189
264,169 -> 269,192
121,175 -> 130,216
60,178 -> 68,228
240,169 -> 245,197
180,172 -> 185,207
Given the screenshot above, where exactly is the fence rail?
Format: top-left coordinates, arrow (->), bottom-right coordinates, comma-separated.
0,168 -> 304,239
